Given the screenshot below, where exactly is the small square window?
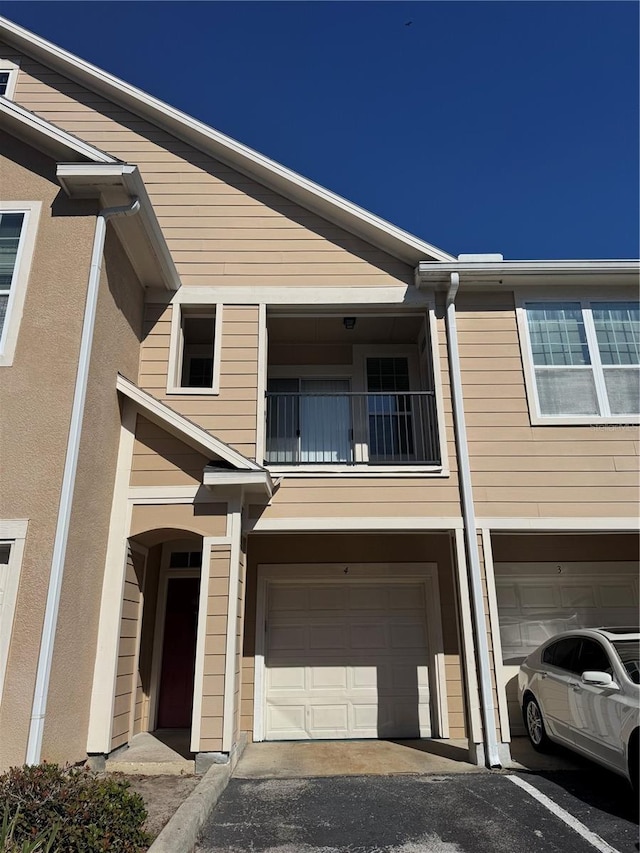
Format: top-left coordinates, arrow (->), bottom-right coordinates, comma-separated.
168,304 -> 222,394
0,62 -> 19,99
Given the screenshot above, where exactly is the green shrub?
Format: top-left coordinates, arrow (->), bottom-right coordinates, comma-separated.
0,764 -> 149,853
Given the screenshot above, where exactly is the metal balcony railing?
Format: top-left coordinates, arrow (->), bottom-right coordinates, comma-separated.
265,392 -> 440,466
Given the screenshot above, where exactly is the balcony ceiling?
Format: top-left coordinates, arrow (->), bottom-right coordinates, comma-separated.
268,315 -> 424,345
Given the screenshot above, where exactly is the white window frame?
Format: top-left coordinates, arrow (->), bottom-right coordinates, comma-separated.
0,519 -> 28,706
0,59 -> 20,100
516,292 -> 640,425
0,201 -> 41,367
167,302 -> 223,395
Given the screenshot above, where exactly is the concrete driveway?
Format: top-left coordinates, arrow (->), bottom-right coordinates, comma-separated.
197,740 -> 638,853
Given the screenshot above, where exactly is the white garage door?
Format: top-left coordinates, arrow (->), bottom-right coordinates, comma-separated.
265,581 -> 431,740
495,564 -> 639,734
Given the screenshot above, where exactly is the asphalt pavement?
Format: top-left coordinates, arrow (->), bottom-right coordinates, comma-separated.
197,769 -> 639,853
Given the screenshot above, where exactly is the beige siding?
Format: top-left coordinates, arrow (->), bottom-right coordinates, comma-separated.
457,292 -> 639,517
129,502 -> 227,542
138,303 -> 260,458
111,548 -> 145,751
200,544 -> 232,752
243,533 -> 466,740
12,55 -> 413,290
130,415 -> 210,487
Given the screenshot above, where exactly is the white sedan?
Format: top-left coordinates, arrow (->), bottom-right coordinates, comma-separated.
518,627 -> 639,788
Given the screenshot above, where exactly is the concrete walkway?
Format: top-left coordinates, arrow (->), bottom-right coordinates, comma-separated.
106,730 -> 195,775
234,739 -> 481,778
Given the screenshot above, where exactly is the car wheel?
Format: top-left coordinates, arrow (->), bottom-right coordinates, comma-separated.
525,696 -> 550,752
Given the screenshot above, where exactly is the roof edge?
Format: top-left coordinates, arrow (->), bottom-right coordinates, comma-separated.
0,16 -> 455,265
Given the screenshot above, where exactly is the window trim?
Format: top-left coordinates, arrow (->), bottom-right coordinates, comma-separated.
0,59 -> 20,100
0,201 -> 41,367
516,291 -> 640,425
0,519 -> 28,706
167,302 -> 223,395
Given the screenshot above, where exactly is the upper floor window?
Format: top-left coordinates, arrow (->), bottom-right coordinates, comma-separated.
522,300 -> 639,421
167,303 -> 223,394
0,202 -> 41,367
0,60 -> 19,99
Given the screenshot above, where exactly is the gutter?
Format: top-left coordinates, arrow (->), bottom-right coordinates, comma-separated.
444,272 -> 502,768
26,197 -> 141,765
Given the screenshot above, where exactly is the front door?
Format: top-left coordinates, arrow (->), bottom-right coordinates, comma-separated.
157,577 -> 200,728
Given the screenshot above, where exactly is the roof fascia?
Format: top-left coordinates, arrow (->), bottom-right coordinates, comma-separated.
116,374 -> 261,471
416,259 -> 640,286
0,95 -> 116,163
203,467 -> 274,498
0,17 -> 455,265
57,163 -> 181,291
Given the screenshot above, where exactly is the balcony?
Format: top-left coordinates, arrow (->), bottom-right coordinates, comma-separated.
265,391 -> 440,466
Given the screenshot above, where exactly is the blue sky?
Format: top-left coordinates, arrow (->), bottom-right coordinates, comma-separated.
3,1 -> 638,260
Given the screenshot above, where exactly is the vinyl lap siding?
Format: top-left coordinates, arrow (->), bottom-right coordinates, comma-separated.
130,415 -> 210,486
200,544 -> 232,752
138,303 -> 259,458
457,292 -> 639,517
12,57 -> 413,289
111,548 -> 145,751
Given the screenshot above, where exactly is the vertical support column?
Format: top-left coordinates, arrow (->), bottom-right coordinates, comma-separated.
222,499 -> 242,753
451,529 -> 483,760
86,402 -> 136,755
480,528 -> 512,751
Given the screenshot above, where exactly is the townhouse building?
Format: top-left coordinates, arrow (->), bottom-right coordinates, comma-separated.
0,17 -> 637,774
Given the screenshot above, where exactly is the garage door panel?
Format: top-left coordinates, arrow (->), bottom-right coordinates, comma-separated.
350,624 -> 387,649
264,579 -> 431,740
495,566 -> 639,735
308,666 -> 348,690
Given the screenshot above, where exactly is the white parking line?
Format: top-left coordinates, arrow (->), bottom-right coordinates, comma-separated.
506,775 -> 621,853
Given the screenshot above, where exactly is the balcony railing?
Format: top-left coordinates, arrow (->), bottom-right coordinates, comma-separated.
265,392 -> 440,466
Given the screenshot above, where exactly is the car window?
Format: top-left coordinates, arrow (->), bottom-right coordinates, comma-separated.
543,637 -> 581,672
575,639 -> 612,675
612,640 -> 640,684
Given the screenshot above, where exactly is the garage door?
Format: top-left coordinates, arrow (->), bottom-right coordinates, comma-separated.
265,581 -> 431,740
495,565 -> 639,734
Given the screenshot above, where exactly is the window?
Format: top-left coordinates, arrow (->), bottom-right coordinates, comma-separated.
542,637 -> 581,672
0,520 -> 28,704
169,551 -> 202,569
575,639 -> 612,675
0,61 -> 19,99
523,300 -> 639,420
0,203 -> 41,367
168,304 -> 223,394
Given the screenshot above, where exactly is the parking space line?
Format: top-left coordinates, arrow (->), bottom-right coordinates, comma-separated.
505,775 -> 621,853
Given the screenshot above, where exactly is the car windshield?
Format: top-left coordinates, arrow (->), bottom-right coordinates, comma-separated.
612,640 -> 640,684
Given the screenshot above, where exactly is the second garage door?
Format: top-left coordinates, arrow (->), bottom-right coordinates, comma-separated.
264,581 -> 431,740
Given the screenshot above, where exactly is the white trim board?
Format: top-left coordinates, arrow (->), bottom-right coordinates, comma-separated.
252,562 -> 448,743
475,517 -> 640,531
246,516 -> 464,533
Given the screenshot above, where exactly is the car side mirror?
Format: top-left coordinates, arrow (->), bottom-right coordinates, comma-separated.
581,671 -> 619,690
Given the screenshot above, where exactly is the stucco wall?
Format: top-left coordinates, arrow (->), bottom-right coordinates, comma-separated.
0,135 -> 96,768
40,226 -> 145,763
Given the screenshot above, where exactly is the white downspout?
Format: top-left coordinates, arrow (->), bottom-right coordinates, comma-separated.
445,271 -> 501,768
26,198 -> 140,765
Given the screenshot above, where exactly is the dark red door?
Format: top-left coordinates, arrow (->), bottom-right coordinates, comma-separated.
157,577 -> 200,728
